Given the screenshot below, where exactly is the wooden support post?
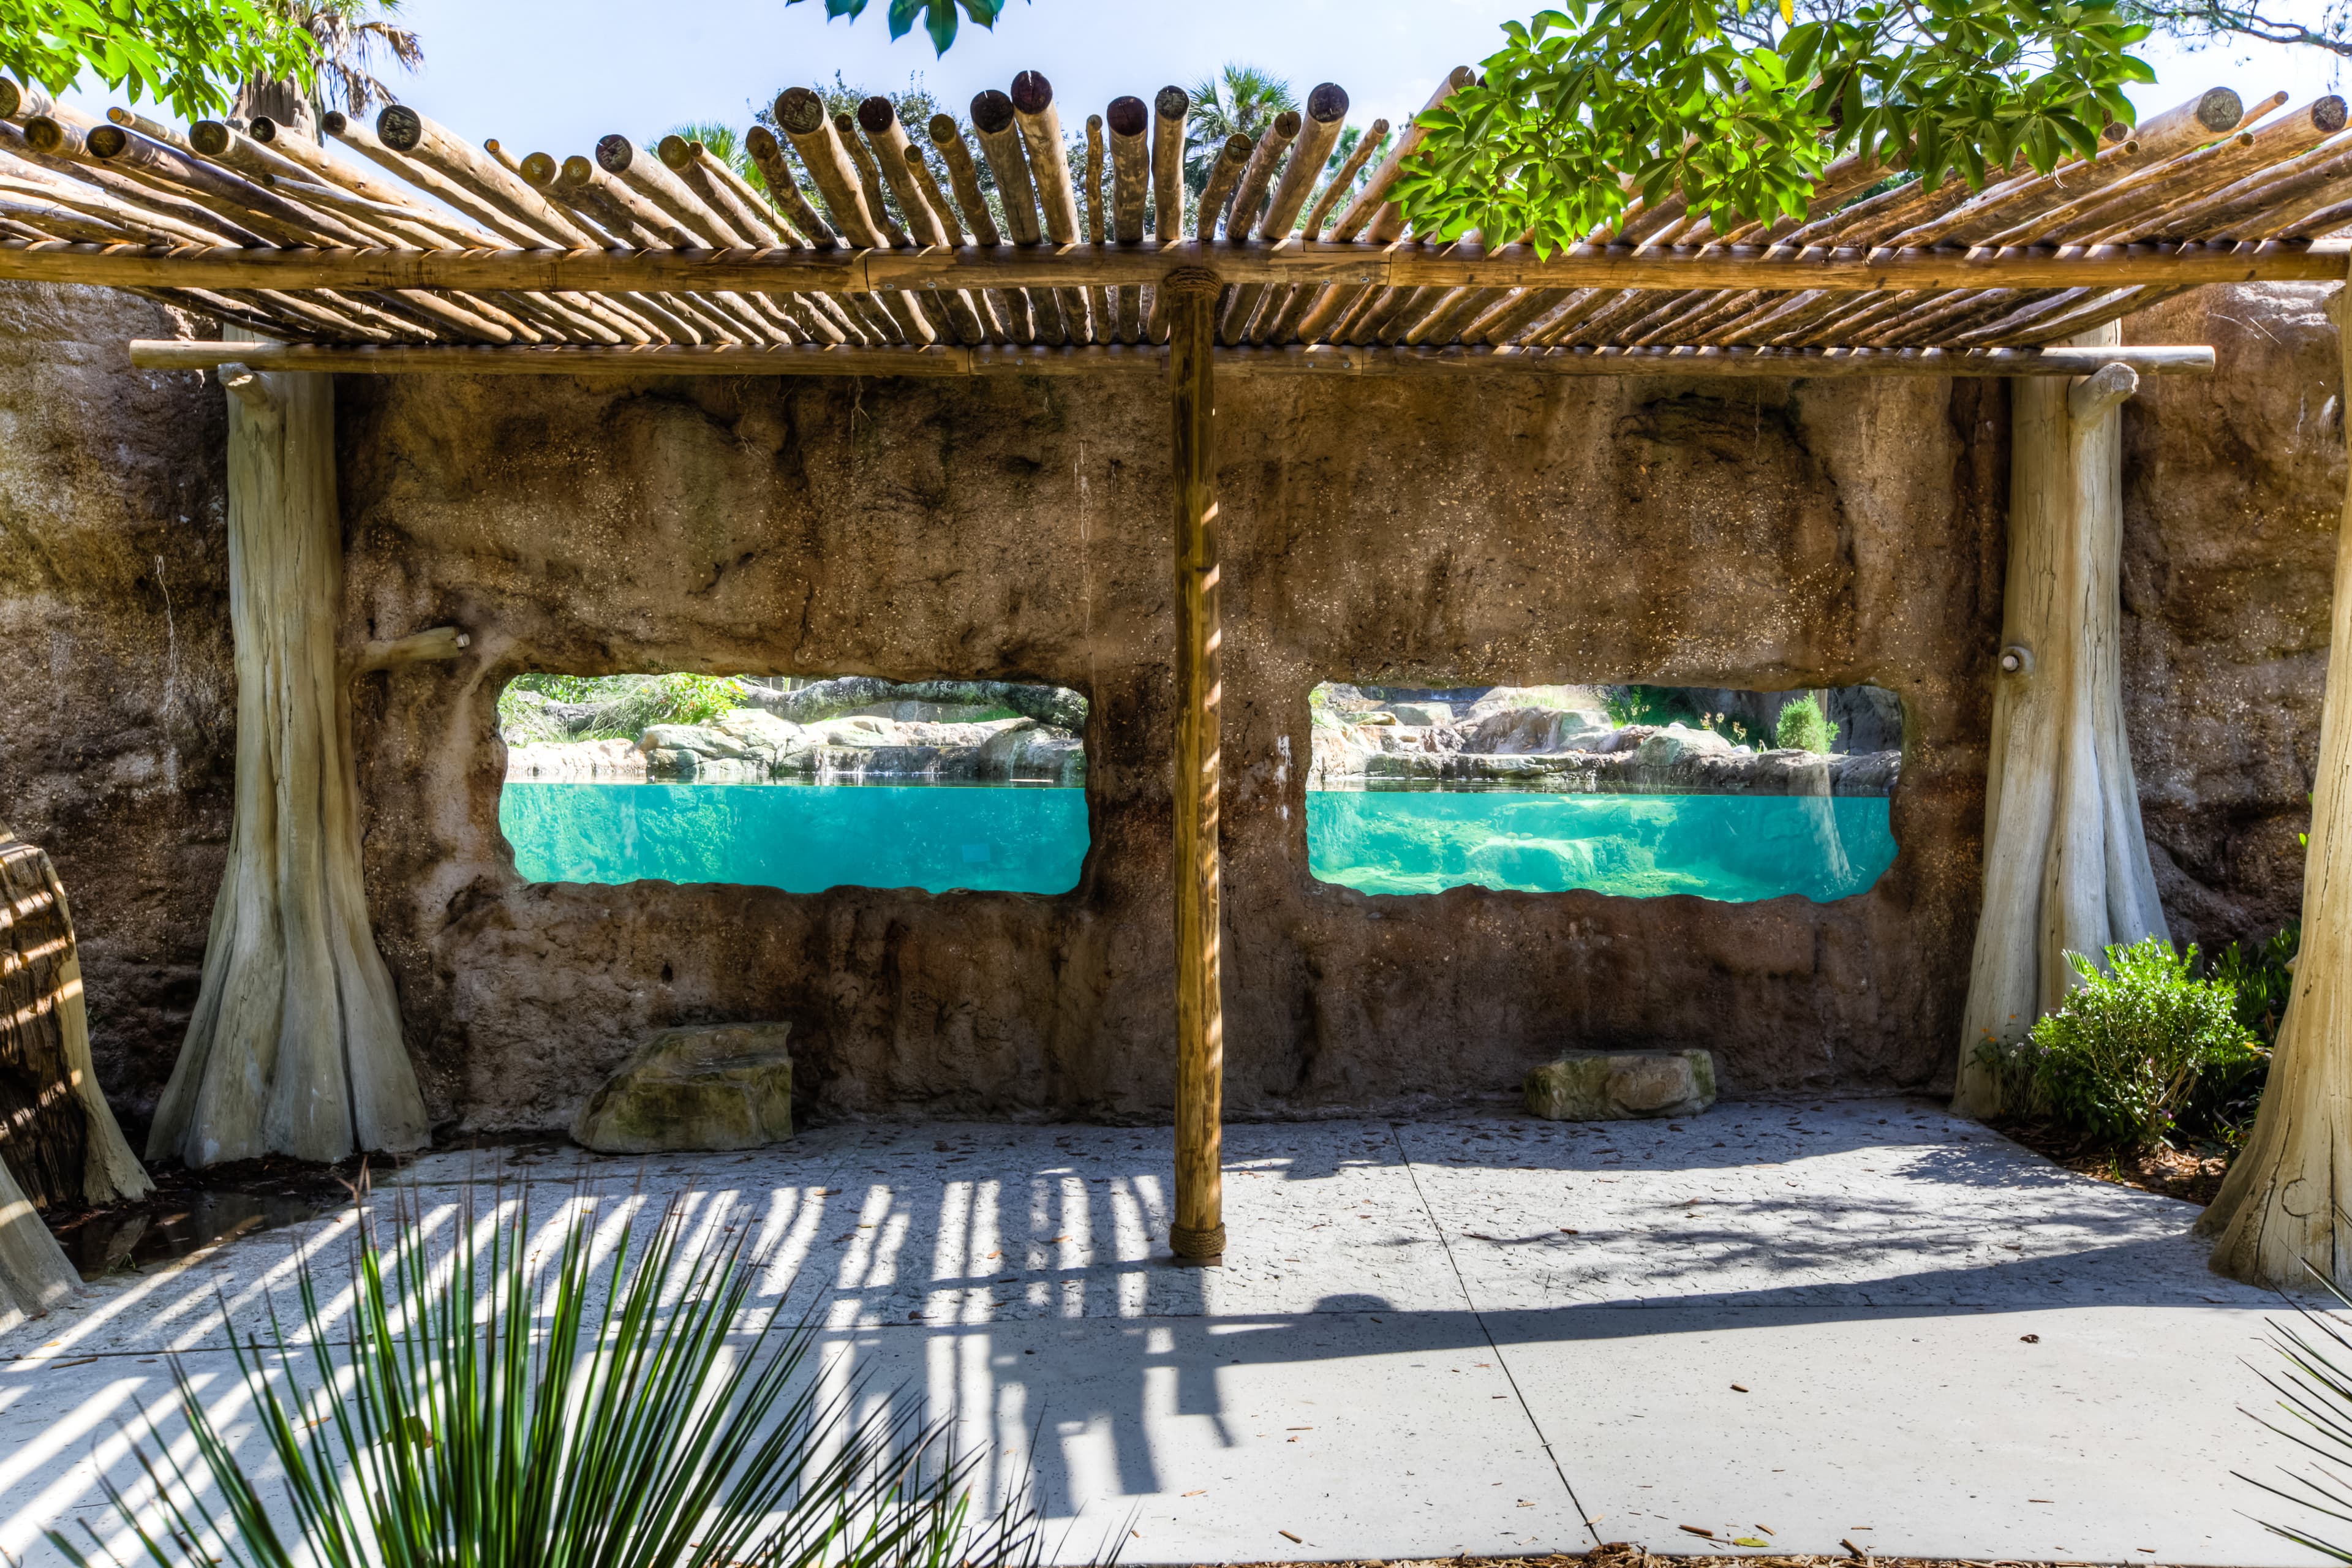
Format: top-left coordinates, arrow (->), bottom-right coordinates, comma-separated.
1166,266 -> 1226,1265
1953,322 -> 2169,1115
146,332 -> 431,1168
2197,270 -> 2352,1286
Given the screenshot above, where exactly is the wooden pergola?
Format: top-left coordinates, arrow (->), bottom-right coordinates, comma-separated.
6,61 -> 2351,1280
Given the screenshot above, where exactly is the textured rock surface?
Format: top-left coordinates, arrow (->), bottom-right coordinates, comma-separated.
0,284 -> 225,1140
571,1022 -> 793,1153
334,364 -> 2005,1128
4,279 -> 2334,1135
2122,284 -> 2339,954
1526,1049 -> 1717,1120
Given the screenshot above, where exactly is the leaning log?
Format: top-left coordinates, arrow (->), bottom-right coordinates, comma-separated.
0,824 -> 150,1207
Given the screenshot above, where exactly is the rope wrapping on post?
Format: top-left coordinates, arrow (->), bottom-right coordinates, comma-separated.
1167,263 -> 1227,1265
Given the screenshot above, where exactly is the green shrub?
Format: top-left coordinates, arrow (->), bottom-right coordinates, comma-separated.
1602,685 -> 1702,728
1774,694 -> 1833,753
497,673 -> 745,746
2211,922 -> 2301,1049
1977,935 -> 2262,1148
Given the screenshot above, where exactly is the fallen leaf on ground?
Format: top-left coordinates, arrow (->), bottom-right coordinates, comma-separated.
1732,1539 -> 1770,1548
2020,1333 -> 2041,1343
1278,1531 -> 1302,1544
1730,1383 -> 1748,1392
1681,1526 -> 1716,1537
1182,1490 -> 1205,1498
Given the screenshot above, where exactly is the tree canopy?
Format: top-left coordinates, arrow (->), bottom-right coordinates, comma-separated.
1393,0 -> 2157,255
0,0 -> 318,119
783,0 -> 1019,56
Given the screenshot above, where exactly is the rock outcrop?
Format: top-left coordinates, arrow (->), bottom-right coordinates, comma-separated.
571,1022 -> 793,1153
1526,1048 -> 1718,1120
1310,710 -> 1901,797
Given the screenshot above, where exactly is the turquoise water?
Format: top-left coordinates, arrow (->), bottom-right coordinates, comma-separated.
501,781 -> 1089,895
1306,790 -> 1896,902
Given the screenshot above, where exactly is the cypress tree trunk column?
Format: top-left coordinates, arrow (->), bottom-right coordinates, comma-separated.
1953,323 -> 2169,1115
1166,266 -> 1226,1265
147,337 -> 429,1168
2198,277 -> 2352,1286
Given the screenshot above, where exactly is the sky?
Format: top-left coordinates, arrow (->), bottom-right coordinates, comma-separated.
50,0 -> 2352,191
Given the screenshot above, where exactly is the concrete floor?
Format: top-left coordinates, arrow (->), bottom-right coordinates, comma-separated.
0,1100 -> 2320,1566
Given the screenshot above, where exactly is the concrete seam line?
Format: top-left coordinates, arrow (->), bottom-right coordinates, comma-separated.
1387,1120 -> 1603,1549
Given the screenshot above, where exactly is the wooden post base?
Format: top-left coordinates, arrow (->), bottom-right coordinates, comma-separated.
1169,1223 -> 1226,1264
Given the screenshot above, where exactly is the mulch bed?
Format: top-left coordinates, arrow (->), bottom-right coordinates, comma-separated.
1989,1119 -> 2232,1207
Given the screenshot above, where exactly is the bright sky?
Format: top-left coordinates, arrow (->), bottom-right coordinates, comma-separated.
51,0 -> 2352,186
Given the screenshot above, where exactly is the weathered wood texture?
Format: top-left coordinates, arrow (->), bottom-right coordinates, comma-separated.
0,824 -> 149,1207
1167,268 -> 1225,1264
1953,323 -> 2170,1114
146,339 -> 429,1167
2196,275 -> 2352,1286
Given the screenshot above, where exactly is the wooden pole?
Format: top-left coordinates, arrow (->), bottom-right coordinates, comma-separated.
2196,264 -> 2352,1287
1953,322 -> 2168,1115
1165,265 -> 1225,1265
126,338 -> 2221,379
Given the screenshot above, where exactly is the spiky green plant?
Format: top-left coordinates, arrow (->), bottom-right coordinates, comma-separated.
2239,1272 -> 2352,1560
52,1187 -> 1044,1568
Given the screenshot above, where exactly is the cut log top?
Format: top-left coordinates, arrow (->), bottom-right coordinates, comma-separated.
0,67 -> 2335,360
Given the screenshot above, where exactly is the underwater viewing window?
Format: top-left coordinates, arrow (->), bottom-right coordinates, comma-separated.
496,674 -> 1089,895
1306,682 -> 1901,903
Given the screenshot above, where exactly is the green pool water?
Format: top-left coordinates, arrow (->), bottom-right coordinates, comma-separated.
1306,790 -> 1896,902
501,781 -> 1090,895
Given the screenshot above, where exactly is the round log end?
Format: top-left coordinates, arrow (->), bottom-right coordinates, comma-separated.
1155,85 -> 1189,122
970,89 -> 1016,135
831,111 -> 857,137
377,103 -> 423,153
85,123 -> 126,159
1447,64 -> 1476,89
927,112 -> 959,145
1272,110 -> 1303,141
747,125 -> 779,158
314,113 -> 344,138
0,81 -> 19,121
1009,70 -> 1054,117
776,87 -> 827,137
595,134 -> 635,175
2317,96 -> 2348,134
519,150 -> 558,186
21,117 -> 64,154
1307,82 -> 1349,124
559,154 -> 594,187
1221,132 -> 1253,164
106,106 -> 134,127
1107,96 -> 1148,138
2198,86 -> 2245,131
190,120 -> 232,157
657,133 -> 693,171
857,95 -> 897,135
2101,118 -> 2129,143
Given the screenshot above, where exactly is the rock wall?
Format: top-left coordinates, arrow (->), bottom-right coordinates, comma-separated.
336,366 -> 2005,1125
2,279 -> 2335,1137
0,284 -> 226,1138
2122,284 -> 2340,955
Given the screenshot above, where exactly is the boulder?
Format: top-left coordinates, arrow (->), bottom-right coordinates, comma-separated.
1525,1049 -> 1717,1121
1384,701 -> 1454,728
572,1022 -> 794,1153
1635,723 -> 1735,767
636,723 -> 753,760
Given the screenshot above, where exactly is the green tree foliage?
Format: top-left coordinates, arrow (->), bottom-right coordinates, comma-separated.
246,0 -> 418,121
1774,693 -> 1834,752
1976,936 -> 2261,1147
2123,0 -> 2351,57
0,0 -> 320,119
783,0 -> 1020,56
1395,0 -> 2155,254
53,1188 -> 1048,1568
1185,63 -> 1298,194
750,70 -> 960,224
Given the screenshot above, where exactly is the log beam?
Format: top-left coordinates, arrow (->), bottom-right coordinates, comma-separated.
9,238 -> 2342,296
126,340 -> 2220,380
2196,266 -> 2352,1286
146,332 -> 431,1168
1166,266 -> 1225,1267
1953,323 -> 2170,1115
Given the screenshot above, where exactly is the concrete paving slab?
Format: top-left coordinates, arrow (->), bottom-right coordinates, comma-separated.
0,1101 -> 2328,1566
